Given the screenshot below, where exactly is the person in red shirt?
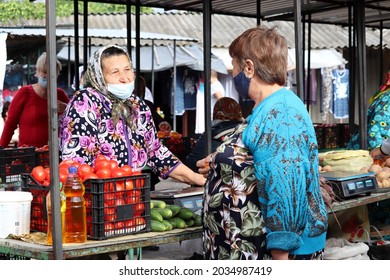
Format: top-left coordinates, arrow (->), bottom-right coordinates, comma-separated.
0,52 -> 69,148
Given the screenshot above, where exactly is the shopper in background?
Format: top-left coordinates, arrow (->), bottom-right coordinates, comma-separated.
184,97 -> 243,173
59,44 -> 205,187
0,52 -> 69,148
197,26 -> 328,260
348,73 -> 390,150
0,101 -> 19,147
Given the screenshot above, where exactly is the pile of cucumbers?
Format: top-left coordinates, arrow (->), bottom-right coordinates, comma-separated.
150,200 -> 202,232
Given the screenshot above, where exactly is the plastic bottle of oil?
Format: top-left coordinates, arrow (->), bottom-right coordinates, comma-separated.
63,166 -> 87,243
46,182 -> 66,245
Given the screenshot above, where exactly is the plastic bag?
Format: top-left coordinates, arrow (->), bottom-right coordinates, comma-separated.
324,238 -> 370,260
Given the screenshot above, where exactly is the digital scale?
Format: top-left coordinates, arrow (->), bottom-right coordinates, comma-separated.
150,187 -> 204,214
321,171 -> 378,199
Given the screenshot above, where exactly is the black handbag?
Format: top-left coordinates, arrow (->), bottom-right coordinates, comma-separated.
366,226 -> 390,260
356,226 -> 390,260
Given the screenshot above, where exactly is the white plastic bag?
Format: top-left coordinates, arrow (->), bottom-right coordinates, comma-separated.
324,238 -> 370,260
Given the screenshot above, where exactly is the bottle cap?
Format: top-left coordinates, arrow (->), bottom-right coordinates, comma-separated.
68,166 -> 78,174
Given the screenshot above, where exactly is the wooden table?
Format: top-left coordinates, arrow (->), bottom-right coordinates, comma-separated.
0,227 -> 202,260
328,190 -> 390,213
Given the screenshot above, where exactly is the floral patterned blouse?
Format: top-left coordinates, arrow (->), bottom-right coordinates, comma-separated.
59,88 -> 180,178
203,123 -> 268,260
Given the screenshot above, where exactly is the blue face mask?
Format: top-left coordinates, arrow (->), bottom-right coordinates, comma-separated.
233,71 -> 251,100
107,82 -> 135,100
38,77 -> 48,88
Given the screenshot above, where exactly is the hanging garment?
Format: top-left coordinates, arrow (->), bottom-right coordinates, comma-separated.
330,69 -> 349,119
321,67 -> 333,122
195,81 -> 205,134
304,69 -> 318,105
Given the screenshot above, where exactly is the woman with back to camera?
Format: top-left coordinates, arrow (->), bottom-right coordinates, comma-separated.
0,52 -> 69,148
184,97 -> 244,173
59,45 -> 205,187
197,26 -> 328,260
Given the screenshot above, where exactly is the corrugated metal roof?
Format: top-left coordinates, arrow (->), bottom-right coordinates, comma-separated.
88,0 -> 390,29
1,11 -> 389,49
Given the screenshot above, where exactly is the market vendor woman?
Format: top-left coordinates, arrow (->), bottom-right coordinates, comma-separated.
59,45 -> 205,187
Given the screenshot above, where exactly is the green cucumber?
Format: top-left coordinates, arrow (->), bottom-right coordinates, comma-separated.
161,220 -> 173,231
166,204 -> 181,216
150,220 -> 166,232
150,209 -> 163,222
151,199 -> 167,209
178,207 -> 194,220
169,217 -> 187,229
153,208 -> 173,219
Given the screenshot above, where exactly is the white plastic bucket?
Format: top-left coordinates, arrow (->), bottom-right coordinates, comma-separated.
0,191 -> 33,238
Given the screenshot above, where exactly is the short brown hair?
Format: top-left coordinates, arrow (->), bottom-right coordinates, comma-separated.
229,26 -> 287,86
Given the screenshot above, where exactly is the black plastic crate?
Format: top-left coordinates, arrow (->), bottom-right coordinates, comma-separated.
0,253 -> 30,260
0,147 -> 35,184
21,173 -> 151,240
84,173 -> 151,240
20,174 -> 49,233
35,150 -> 50,168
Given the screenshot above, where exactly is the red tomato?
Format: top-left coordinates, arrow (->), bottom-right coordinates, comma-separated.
115,221 -> 125,230
111,168 -> 125,178
125,180 -> 134,191
59,159 -> 74,168
132,171 -> 145,188
133,202 -> 145,216
78,163 -> 94,179
115,181 -> 125,192
104,222 -> 114,232
134,217 -> 146,226
94,160 -> 111,173
82,172 -> 99,182
96,168 -> 111,179
44,167 -> 51,183
104,204 -> 116,221
109,160 -> 119,170
121,165 -> 133,176
125,219 -> 136,230
115,197 -> 125,206
42,180 -> 50,187
31,166 -> 46,183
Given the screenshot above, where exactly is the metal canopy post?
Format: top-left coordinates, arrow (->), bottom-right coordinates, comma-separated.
173,40 -> 177,132
294,0 -> 304,101
45,0 -> 63,260
203,0 -> 212,155
356,0 -> 368,149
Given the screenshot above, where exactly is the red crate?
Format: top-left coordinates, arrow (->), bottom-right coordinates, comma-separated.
0,147 -> 35,184
21,173 -> 151,240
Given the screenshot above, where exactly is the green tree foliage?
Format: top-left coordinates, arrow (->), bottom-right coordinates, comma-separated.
0,0 -> 151,22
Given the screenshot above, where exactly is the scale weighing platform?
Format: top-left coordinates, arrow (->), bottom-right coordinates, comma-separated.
150,187 -> 203,214
321,171 -> 378,199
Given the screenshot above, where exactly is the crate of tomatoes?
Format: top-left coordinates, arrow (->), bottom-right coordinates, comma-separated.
0,146 -> 35,185
21,156 -> 151,240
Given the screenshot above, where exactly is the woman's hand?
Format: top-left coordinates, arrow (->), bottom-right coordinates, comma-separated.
196,154 -> 212,178
370,147 -> 383,159
270,249 -> 289,260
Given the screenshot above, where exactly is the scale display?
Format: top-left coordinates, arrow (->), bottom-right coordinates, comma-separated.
150,187 -> 203,213
322,171 -> 378,198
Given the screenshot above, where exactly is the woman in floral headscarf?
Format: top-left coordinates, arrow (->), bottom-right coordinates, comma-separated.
59,45 -> 205,186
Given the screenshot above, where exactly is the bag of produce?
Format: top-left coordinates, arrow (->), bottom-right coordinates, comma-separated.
319,149 -> 373,172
